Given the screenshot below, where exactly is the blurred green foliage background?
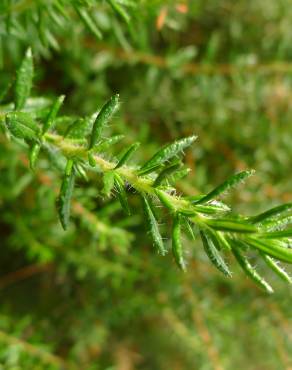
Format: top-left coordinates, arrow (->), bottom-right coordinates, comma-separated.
0,1 -> 291,369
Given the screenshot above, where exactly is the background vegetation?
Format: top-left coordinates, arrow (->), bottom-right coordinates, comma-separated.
0,1 -> 291,369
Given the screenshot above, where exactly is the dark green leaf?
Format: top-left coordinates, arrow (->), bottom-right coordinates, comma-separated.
153,162 -> 181,187
142,195 -> 166,255
249,203 -> 292,224
200,230 -> 231,276
139,136 -> 197,174
194,170 -> 255,204
114,174 -> 130,215
57,159 -> 76,230
115,142 -> 140,169
88,94 -> 120,149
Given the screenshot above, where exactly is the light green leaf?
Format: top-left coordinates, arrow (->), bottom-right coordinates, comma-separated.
231,245 -> 273,294
172,214 -> 186,271
246,237 -> 292,264
260,253 -> 291,284
6,111 -> 39,140
15,48 -> 34,110
102,171 -> 115,197
29,142 -> 41,170
74,5 -> 102,40
206,218 -> 257,233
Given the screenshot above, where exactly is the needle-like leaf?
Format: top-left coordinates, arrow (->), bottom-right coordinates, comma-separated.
57,159 -> 76,230
260,253 -> 292,284
142,195 -> 166,255
200,230 -> 231,276
115,142 -> 140,169
231,245 -> 273,293
114,174 -> 130,215
15,48 -> 33,110
42,95 -> 65,135
172,214 -> 186,271
88,94 -> 120,149
194,170 -> 255,204
139,136 -> 197,174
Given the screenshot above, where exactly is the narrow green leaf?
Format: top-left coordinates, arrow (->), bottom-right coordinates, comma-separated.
114,174 -> 130,215
139,136 -> 197,174
15,48 -> 33,110
57,160 -> 75,230
260,253 -> 292,284
200,230 -> 231,276
192,202 -> 230,215
88,94 -> 120,149
42,95 -> 65,135
181,216 -> 196,240
259,229 -> 292,239
114,142 -> 140,169
231,246 -> 273,293
194,170 -> 255,204
6,111 -> 39,140
142,195 -> 166,255
137,164 -> 162,176
154,162 -> 181,187
29,142 -> 41,170
214,231 -> 231,251
108,0 -> 130,24
246,237 -> 292,263
75,164 -> 89,181
102,171 -> 115,197
206,218 -> 257,233
74,5 -> 102,40
172,214 -> 186,271
249,203 -> 292,224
